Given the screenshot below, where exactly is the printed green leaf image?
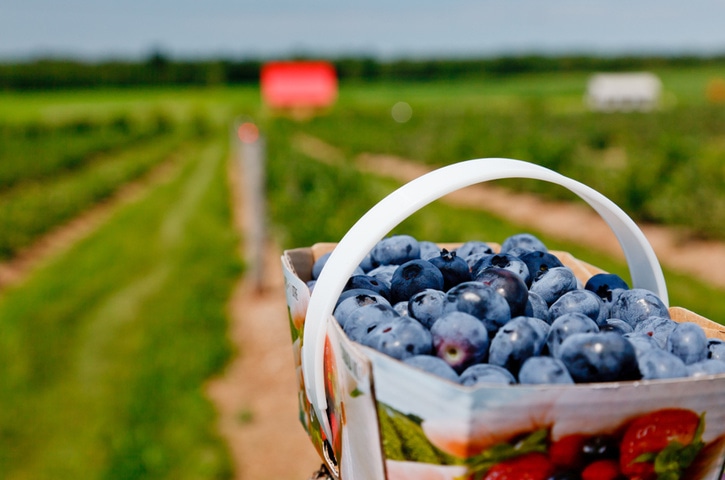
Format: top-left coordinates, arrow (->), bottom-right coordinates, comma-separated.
376,403 -> 460,465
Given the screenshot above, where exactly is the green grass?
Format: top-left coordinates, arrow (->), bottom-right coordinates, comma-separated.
0,135 -> 241,480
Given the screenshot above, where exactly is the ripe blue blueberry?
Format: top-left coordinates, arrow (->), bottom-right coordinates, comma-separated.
393,301 -> 410,316
518,356 -> 574,384
311,252 -> 332,280
408,288 -> 447,329
529,266 -> 578,306
547,312 -> 600,359
584,273 -> 630,303
637,348 -> 689,380
431,311 -> 489,373
707,338 -> 725,361
471,253 -> 530,284
524,291 -> 550,324
500,233 -> 548,254
474,267 -> 529,317
519,250 -> 564,287
444,281 -> 511,335
633,315 -> 677,349
419,240 -> 442,261
370,234 -> 420,267
608,288 -> 670,329
455,240 -> 494,260
343,274 -> 390,300
488,316 -> 547,376
459,364 -> 516,386
389,259 -> 445,304
558,332 -> 641,383
342,303 -> 400,342
403,355 -> 460,383
666,322 -> 708,365
549,289 -> 606,326
600,318 -> 634,335
623,332 -> 661,357
428,248 -> 473,290
334,290 -> 391,329
360,316 -> 433,360
687,359 -> 725,378
366,264 -> 398,288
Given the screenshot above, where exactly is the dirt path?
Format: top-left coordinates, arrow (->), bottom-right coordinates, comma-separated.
204,157 -> 324,480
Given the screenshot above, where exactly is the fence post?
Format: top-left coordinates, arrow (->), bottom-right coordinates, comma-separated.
234,118 -> 266,292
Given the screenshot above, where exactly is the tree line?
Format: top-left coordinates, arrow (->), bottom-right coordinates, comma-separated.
2,52 -> 725,90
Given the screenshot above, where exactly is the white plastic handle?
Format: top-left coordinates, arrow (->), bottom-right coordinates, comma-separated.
303,158 -> 668,439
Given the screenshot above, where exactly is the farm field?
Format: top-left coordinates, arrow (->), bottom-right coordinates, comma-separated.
1,63 -> 725,479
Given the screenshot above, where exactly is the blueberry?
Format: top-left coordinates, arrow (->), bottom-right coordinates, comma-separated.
518,356 -> 574,384
370,234 -> 420,267
343,274 -> 390,300
519,250 -> 564,287
306,279 -> 316,293
312,251 -> 364,280
342,303 -> 400,342
393,301 -> 410,316
708,338 -> 725,361
359,250 -> 375,273
549,289 -> 606,326
558,332 -> 641,383
428,248 -> 473,290
637,348 -> 689,380
687,359 -> 725,378
633,315 -> 678,348
529,266 -> 578,306
600,318 -> 634,335
471,253 -> 530,284
474,267 -> 529,317
389,259 -> 445,304
584,272 -> 630,303
666,322 -> 708,365
459,364 -> 516,386
488,316 -> 547,376
500,233 -> 548,254
455,240 -> 494,259
524,291 -> 551,323
430,311 -> 489,373
408,288 -> 447,329
311,252 -> 332,280
366,264 -> 398,288
547,312 -> 600,359
419,240 -> 442,261
444,281 -> 511,335
403,355 -> 460,383
623,332 -> 661,357
334,290 -> 391,329
608,288 -> 670,329
360,316 -> 433,360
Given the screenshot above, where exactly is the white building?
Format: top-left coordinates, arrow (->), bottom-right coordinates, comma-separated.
585,72 -> 662,112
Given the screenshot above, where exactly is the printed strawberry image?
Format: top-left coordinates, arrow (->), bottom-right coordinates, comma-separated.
619,408 -> 705,480
479,452 -> 554,480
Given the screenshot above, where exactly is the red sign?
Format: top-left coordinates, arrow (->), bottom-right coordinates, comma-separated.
260,61 -> 338,109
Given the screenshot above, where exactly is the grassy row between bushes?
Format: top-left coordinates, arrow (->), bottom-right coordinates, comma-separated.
0,135 -> 242,480
0,133 -> 189,259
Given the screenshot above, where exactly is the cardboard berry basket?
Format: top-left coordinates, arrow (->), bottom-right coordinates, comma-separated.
281,158 -> 725,480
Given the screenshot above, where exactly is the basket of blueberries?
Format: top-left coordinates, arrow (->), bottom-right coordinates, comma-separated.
282,158 -> 725,480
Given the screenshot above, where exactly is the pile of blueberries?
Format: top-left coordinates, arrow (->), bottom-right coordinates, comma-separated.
309,234 -> 725,386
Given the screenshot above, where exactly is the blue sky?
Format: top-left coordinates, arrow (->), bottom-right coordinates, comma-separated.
2,0 -> 725,60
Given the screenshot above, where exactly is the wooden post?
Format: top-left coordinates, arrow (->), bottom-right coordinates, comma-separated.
234,118 -> 267,292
